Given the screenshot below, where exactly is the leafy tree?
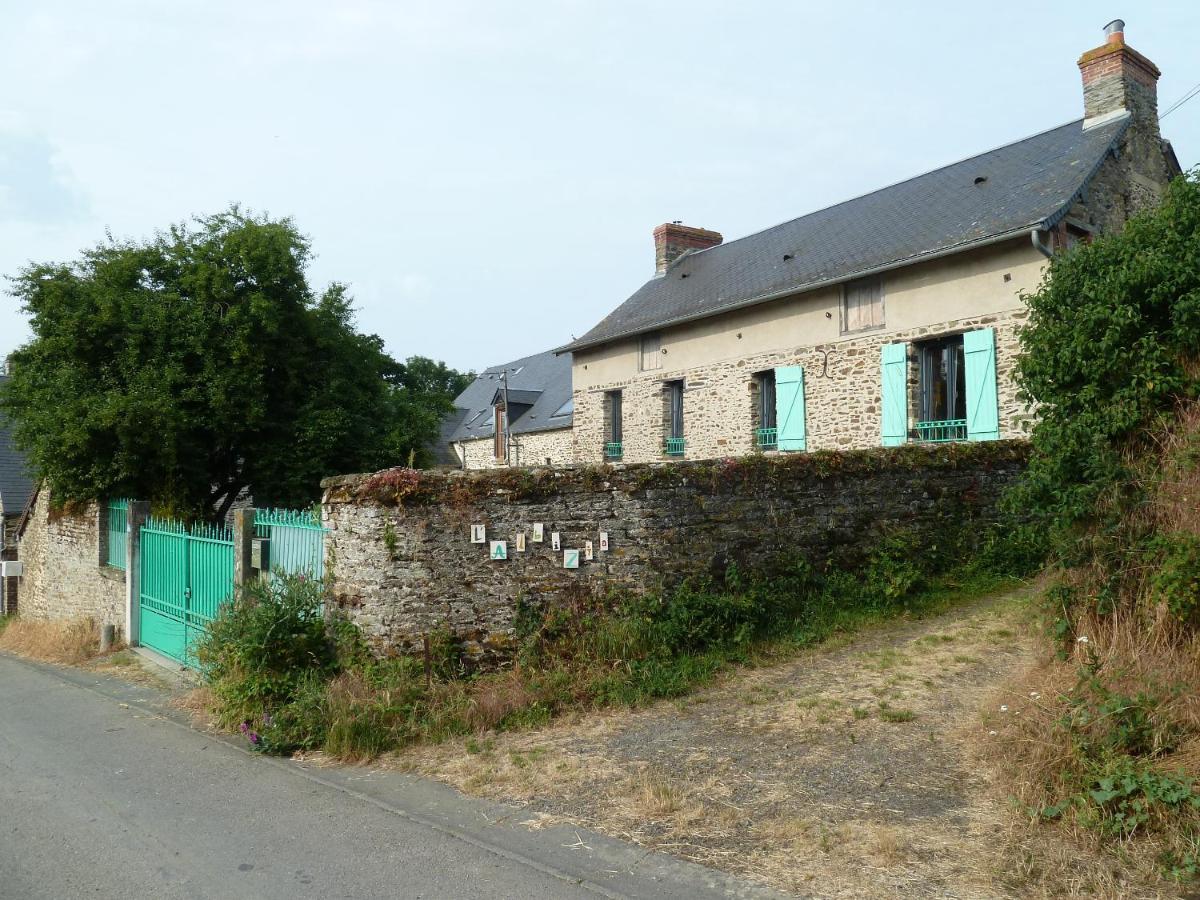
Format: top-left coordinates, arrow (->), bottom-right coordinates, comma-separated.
382,356 -> 473,468
0,207 -> 468,518
1015,171 -> 1200,538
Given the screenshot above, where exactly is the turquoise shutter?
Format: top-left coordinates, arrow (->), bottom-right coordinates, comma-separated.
880,343 -> 908,446
964,328 -> 1000,441
774,366 -> 806,451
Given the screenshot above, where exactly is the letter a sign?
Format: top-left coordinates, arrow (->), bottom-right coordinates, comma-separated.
490,540 -> 507,561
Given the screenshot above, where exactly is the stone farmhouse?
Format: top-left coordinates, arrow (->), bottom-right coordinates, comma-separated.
559,21 -> 1180,465
444,349 -> 574,469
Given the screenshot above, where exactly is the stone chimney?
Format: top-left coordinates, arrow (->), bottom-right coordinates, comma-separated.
653,222 -> 722,275
1078,20 -> 1161,131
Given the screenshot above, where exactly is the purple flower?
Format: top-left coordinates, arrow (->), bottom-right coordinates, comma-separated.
248,732 -> 261,745
239,721 -> 249,734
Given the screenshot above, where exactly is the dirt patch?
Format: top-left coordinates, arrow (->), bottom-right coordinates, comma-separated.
392,589 -> 1177,898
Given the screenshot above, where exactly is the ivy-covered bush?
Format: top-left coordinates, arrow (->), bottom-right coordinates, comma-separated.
1015,172 -> 1200,542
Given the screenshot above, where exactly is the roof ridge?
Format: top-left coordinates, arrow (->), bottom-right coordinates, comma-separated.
481,347 -> 572,375
679,117 -> 1093,261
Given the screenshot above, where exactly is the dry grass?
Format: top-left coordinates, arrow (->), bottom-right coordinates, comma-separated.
173,685 -> 220,728
0,616 -> 104,665
971,608 -> 1200,897
467,668 -> 536,731
397,590 -> 1095,898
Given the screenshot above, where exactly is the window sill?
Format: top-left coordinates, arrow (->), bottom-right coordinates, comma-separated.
839,323 -> 886,336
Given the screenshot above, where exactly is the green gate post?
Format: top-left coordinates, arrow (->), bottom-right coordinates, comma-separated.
232,507 -> 256,588
125,501 -> 151,646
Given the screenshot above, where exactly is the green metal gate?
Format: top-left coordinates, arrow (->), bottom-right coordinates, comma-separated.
139,517 -> 234,665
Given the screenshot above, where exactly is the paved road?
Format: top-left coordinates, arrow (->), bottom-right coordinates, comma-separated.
0,654 -> 782,900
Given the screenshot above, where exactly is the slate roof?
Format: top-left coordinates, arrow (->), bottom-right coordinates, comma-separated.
447,349 -> 573,444
0,376 -> 34,518
563,115 -> 1131,353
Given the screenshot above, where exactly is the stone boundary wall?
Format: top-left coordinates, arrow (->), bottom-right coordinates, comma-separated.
16,487 -> 125,632
322,441 -> 1029,663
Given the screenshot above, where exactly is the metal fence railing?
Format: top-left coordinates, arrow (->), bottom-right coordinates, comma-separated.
254,507 -> 327,578
106,499 -> 131,569
915,419 -> 968,443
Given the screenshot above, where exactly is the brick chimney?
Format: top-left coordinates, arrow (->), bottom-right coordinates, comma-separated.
653,222 -> 722,275
1078,20 -> 1161,131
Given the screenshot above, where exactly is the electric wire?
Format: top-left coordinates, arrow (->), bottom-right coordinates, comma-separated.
1161,78 -> 1200,119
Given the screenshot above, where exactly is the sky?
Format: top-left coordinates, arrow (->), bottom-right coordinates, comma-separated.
1,2 -> 1198,374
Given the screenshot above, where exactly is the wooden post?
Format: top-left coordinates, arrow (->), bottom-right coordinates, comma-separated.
125,501 -> 151,646
232,507 -> 256,588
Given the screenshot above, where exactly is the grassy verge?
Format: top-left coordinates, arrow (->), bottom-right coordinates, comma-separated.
0,615 -> 108,665
196,522 -> 1029,762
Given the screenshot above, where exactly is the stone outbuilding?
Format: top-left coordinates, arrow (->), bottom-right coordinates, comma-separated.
443,349 -> 574,470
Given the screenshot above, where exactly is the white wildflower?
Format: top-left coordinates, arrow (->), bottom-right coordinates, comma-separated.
988,730 -> 997,736
1077,635 -> 1089,644
1030,692 -> 1040,699
1000,705 -> 1009,712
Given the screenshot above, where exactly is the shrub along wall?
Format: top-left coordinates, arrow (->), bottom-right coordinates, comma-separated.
321,441 -> 1030,663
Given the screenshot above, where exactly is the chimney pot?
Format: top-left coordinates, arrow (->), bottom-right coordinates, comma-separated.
1079,20 -> 1160,127
653,222 -> 722,275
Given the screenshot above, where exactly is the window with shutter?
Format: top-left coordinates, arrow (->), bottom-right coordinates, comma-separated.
493,406 -> 507,459
754,371 -> 777,449
604,391 -> 623,459
774,366 -> 806,452
914,335 -> 967,442
880,343 -> 908,446
964,328 -> 1000,441
842,276 -> 884,333
664,380 -> 685,456
639,333 -> 662,371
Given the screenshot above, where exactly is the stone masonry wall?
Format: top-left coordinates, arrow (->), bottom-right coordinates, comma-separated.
572,310 -> 1029,465
16,488 -> 125,632
458,427 -> 574,471
322,441 -> 1029,663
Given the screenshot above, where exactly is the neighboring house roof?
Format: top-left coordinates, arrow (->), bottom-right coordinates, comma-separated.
0,376 -> 34,518
447,349 -> 573,443
562,115 -> 1131,354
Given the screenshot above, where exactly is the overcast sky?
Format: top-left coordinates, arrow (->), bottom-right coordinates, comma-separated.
2,2 -> 1197,373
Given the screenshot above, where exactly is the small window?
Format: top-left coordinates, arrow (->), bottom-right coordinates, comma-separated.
664,380 -> 685,456
842,276 -> 884,332
604,391 -> 623,459
639,333 -> 662,371
916,335 -> 967,442
607,391 -> 623,443
493,405 -> 507,460
1056,224 -> 1091,253
754,371 -> 777,449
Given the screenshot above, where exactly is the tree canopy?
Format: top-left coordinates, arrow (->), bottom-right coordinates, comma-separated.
0,207 -> 471,519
